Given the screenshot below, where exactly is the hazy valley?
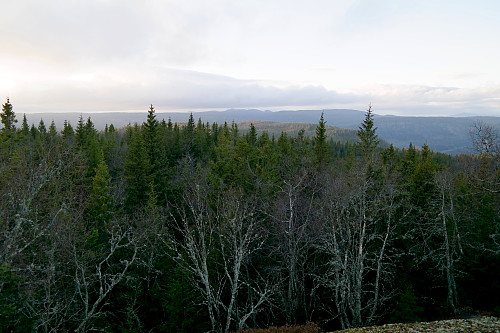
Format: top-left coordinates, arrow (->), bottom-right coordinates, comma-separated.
26,108 -> 500,154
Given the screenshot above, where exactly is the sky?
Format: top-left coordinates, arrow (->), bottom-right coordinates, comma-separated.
1,0 -> 500,116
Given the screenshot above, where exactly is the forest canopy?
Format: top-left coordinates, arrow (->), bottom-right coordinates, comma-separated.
1,100 -> 499,332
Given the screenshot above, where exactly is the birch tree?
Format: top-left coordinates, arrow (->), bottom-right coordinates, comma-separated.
318,175 -> 398,329
73,221 -> 140,332
170,179 -> 272,333
433,170 -> 463,314
270,169 -> 320,324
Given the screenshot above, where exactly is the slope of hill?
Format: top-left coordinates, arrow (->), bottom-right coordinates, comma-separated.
23,109 -> 500,154
237,120 -> 359,143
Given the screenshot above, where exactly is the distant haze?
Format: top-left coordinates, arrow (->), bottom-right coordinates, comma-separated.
1,1 -> 500,116
21,108 -> 500,155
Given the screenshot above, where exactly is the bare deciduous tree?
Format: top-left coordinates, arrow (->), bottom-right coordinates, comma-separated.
269,169 -> 320,324
169,181 -> 272,333
74,220 -> 140,332
470,120 -> 499,157
318,176 -> 397,329
433,170 -> 464,314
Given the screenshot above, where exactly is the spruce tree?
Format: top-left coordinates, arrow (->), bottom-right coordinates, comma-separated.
21,114 -> 29,136
85,117 -> 96,137
62,120 -> 74,140
30,124 -> 38,139
185,113 -> 195,137
38,119 -> 47,136
48,120 -> 57,137
247,123 -> 258,146
124,125 -> 152,211
75,115 -> 86,147
88,159 -> 115,226
142,104 -> 165,203
231,121 -> 238,143
314,112 -> 329,165
182,113 -> 195,152
142,104 -> 162,168
1,98 -> 17,138
357,105 -> 380,158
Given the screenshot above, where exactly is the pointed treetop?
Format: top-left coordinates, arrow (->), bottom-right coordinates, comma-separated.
247,123 -> 257,146
314,112 -> 329,165
38,118 -> 47,134
49,120 -> 57,137
1,97 -> 17,136
144,104 -> 159,129
21,114 -> 29,135
357,104 -> 380,157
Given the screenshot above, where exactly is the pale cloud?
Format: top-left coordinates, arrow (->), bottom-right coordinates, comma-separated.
15,67 -> 365,112
365,84 -> 500,115
1,0 -> 150,65
1,0 -> 500,115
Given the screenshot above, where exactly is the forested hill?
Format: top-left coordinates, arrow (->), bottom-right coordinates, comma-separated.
2,100 -> 500,332
237,120 -> 359,143
25,108 -> 500,154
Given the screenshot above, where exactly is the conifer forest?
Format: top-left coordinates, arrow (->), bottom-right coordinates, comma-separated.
1,100 -> 499,332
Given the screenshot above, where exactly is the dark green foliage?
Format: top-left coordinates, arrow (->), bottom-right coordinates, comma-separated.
142,104 -> 162,166
88,159 -> 114,226
20,114 -> 29,136
48,120 -> 57,137
37,118 -> 47,135
0,98 -> 17,138
382,144 -> 397,166
75,115 -> 86,146
62,120 -> 74,140
390,286 -> 424,323
142,105 -> 168,203
247,123 -> 258,146
162,264 -> 207,333
0,264 -> 31,331
124,125 -> 151,211
1,103 -> 499,332
73,116 -> 104,177
29,123 -> 37,138
402,143 -> 441,207
313,112 -> 329,165
357,104 -> 380,158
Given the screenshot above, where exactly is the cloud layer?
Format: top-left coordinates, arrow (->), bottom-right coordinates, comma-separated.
1,0 -> 499,116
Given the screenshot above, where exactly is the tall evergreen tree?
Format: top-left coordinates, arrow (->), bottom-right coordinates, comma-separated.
314,112 -> 329,165
0,98 -> 17,137
182,113 -> 196,152
231,121 -> 238,143
37,119 -> 47,136
48,120 -> 58,138
357,105 -> 380,158
75,115 -> 86,147
142,104 -> 166,203
20,114 -> 29,136
124,125 -> 152,211
247,123 -> 258,146
185,113 -> 195,137
85,117 -> 96,137
88,159 -> 115,226
29,124 -> 38,139
62,120 -> 75,140
142,104 -> 162,168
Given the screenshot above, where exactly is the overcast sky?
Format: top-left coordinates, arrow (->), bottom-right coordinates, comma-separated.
1,0 -> 499,115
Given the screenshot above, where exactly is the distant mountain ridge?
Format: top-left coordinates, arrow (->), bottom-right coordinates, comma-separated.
23,109 -> 500,154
